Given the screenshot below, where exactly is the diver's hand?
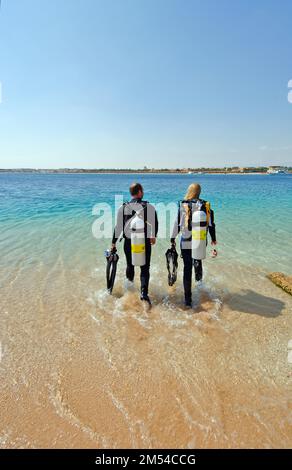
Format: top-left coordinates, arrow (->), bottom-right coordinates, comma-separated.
150,238 -> 156,246
211,241 -> 217,257
111,243 -> 117,252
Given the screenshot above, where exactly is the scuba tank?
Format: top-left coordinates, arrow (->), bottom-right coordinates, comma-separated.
130,213 -> 146,266
191,203 -> 207,260
180,199 -> 210,260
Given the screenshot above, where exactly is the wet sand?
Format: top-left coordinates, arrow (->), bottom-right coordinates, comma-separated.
0,255 -> 292,449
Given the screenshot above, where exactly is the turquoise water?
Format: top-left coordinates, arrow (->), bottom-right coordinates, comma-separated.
1,172 -> 292,274
1,172 -> 292,449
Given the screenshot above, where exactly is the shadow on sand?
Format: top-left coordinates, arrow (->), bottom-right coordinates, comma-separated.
226,289 -> 285,318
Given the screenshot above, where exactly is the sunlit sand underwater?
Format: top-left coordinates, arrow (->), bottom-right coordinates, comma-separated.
0,173 -> 292,448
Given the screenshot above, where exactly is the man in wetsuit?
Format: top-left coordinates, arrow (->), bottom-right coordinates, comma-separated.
112,183 -> 158,306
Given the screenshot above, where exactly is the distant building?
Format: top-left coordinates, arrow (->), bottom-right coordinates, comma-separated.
267,166 -> 287,174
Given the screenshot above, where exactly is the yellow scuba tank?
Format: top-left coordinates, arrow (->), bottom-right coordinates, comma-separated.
130,213 -> 146,266
191,200 -> 209,260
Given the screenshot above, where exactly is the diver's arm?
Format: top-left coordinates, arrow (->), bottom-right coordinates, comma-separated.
147,205 -> 158,244
150,209 -> 159,245
143,203 -> 158,244
170,208 -> 180,244
154,209 -> 159,238
112,205 -> 124,245
208,209 -> 217,244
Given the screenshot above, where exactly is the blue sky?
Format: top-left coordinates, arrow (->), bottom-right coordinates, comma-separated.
0,0 -> 292,169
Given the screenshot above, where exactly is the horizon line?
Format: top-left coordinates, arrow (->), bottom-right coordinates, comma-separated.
1,165 -> 291,171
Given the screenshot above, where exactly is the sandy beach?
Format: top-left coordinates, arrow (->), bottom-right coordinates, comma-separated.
1,254 -> 292,449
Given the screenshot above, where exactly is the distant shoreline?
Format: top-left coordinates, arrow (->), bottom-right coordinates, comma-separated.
1,168 -> 291,175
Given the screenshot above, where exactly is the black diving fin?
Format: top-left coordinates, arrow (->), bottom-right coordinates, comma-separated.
105,248 -> 119,294
165,245 -> 178,287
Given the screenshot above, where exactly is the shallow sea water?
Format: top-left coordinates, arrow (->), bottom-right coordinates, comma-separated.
0,173 -> 292,448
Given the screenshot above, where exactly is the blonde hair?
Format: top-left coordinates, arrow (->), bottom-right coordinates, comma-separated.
184,183 -> 201,201
183,183 -> 202,229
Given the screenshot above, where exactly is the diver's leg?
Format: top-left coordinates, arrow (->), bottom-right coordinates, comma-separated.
194,260 -> 203,281
182,248 -> 193,306
124,239 -> 134,282
140,243 -> 151,302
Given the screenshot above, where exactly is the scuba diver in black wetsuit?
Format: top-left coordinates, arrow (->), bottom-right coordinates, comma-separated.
112,183 -> 158,306
171,183 -> 217,308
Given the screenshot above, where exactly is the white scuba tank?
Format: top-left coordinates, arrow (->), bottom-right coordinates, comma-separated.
191,206 -> 207,260
130,214 -> 146,266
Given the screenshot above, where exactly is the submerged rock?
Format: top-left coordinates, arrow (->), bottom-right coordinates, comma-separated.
267,272 -> 292,296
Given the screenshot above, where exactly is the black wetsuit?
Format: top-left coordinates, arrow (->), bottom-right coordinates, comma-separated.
171,199 -> 216,305
112,198 -> 158,297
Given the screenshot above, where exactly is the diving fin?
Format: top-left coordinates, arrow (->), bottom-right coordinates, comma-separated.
165,246 -> 178,287
105,249 -> 119,294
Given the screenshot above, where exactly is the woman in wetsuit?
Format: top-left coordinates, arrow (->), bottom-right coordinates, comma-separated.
171,183 -> 217,308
